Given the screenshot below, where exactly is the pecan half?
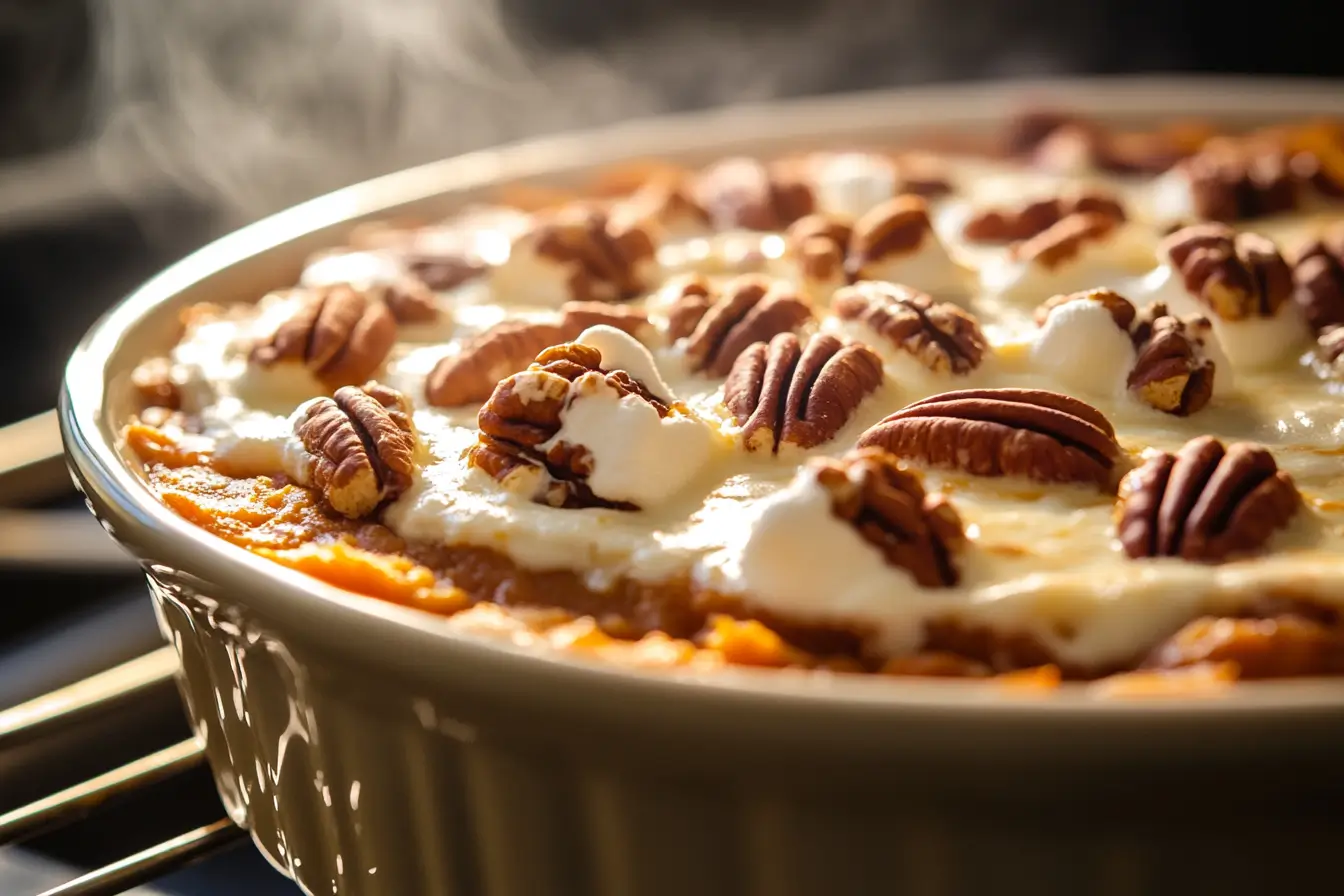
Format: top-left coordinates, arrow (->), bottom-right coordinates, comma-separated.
558,301 -> 650,338
833,281 -> 987,375
894,152 -> 954,198
367,276 -> 440,324
784,215 -> 853,284
130,357 -> 182,410
963,190 -> 1126,243
1033,287 -> 1136,331
1178,142 -> 1299,222
425,303 -> 651,408
250,285 -> 396,388
847,195 -> 938,277
857,388 -> 1122,488
693,157 -> 815,231
468,342 -> 668,509
1162,224 -> 1293,320
724,333 -> 882,452
674,276 -> 815,376
426,320 -> 571,408
1126,303 -> 1217,416
1116,436 -> 1299,562
662,274 -> 715,341
294,382 -> 418,519
1001,110 -> 1209,174
1317,325 -> 1344,374
1291,225 -> 1344,333
610,174 -> 709,234
518,205 -> 656,302
813,448 -> 965,587
1011,212 -> 1120,271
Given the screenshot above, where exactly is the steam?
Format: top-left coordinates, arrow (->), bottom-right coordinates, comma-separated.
85,0 -> 1097,227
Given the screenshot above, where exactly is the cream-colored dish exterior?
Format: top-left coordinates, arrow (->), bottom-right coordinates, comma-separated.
62,79 -> 1344,896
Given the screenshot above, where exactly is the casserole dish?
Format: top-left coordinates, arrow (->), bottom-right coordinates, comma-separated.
63,78 -> 1344,896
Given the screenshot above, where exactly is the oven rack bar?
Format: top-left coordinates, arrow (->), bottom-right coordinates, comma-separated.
0,648 -> 246,895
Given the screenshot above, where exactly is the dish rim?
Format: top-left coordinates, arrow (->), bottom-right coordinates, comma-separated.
61,75 -> 1344,722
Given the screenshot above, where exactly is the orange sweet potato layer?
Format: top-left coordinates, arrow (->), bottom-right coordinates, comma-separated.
137,429 -> 1344,689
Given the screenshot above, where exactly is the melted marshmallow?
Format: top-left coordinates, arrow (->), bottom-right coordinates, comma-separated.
715,467 -> 928,653
575,325 -> 675,400
809,152 -> 898,221
541,380 -> 716,508
1142,266 -> 1310,371
1031,299 -> 1136,396
858,239 -> 971,298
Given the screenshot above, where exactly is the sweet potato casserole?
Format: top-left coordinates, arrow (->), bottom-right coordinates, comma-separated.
122,110 -> 1344,689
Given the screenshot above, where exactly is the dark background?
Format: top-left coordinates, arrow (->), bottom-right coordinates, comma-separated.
1,0 -> 1342,429
0,1 -> 1340,892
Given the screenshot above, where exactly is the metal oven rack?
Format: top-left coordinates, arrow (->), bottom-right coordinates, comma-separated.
0,410 -> 247,895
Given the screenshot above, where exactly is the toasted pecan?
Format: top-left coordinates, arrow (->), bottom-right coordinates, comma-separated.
130,357 -> 182,411
294,382 -> 418,519
1162,224 -> 1293,320
1291,225 -> 1344,333
693,157 -> 815,232
250,285 -> 397,389
724,333 -> 883,452
813,448 -> 965,587
847,195 -> 938,276
468,342 -> 669,509
784,215 -> 853,284
1011,212 -> 1120,271
526,205 -> 657,302
1116,436 -> 1299,562
857,388 -> 1122,489
1033,287 -> 1136,331
671,275 -> 814,376
425,302 -> 651,408
833,282 -> 987,375
963,191 -> 1126,244
1126,302 -> 1218,416
1178,141 -> 1299,222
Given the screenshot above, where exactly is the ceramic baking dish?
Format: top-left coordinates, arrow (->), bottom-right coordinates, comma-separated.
62,78 -> 1344,896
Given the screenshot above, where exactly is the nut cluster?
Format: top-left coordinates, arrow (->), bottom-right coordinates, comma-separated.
343,220 -> 487,291
524,205 -> 657,302
294,382 -> 418,519
1126,302 -> 1219,417
833,282 -> 987,375
1003,110 -> 1211,175
724,333 -> 883,453
858,388 -> 1122,489
1162,224 -> 1293,321
251,285 -> 397,389
425,303 -> 649,408
1116,436 -> 1299,562
784,196 -> 952,287
963,190 -> 1126,243
692,157 -> 815,232
468,343 -> 670,509
1178,141 -> 1299,223
1011,212 -> 1121,271
667,275 -> 814,376
813,448 -> 965,588
1292,225 -> 1344,333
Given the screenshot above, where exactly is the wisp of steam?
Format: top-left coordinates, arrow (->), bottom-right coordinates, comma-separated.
88,0 -> 1101,226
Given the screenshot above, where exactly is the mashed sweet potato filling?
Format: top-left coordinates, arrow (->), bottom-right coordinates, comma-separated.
134,422 -> 1344,687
